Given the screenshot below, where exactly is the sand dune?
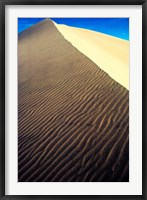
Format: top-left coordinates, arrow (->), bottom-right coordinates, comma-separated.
54,22 -> 129,90
18,19 -> 129,182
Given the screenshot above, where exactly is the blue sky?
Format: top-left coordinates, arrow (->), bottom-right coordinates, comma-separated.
18,18 -> 129,40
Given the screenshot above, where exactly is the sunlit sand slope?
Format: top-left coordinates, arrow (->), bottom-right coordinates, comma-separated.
18,19 -> 129,182
54,22 -> 129,90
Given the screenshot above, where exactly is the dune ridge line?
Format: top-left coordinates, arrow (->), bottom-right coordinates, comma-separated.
53,20 -> 129,90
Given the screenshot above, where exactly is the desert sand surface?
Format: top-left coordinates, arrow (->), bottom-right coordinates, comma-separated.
54,22 -> 129,90
18,19 -> 129,182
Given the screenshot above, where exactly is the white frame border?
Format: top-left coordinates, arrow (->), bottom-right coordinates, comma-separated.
5,5 -> 142,195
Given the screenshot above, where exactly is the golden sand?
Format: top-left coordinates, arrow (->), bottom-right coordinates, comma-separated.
54,22 -> 129,90
18,19 -> 129,182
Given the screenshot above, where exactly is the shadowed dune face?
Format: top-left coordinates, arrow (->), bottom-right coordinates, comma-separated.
18,19 -> 129,182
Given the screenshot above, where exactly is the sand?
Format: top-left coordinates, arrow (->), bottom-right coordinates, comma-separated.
54,22 -> 129,90
18,19 -> 129,182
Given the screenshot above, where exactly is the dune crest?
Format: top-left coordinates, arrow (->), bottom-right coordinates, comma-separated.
53,22 -> 129,90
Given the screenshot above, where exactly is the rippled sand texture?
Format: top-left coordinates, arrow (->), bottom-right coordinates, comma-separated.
18,19 -> 129,182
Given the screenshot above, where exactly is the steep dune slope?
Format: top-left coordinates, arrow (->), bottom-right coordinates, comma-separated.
54,22 -> 129,90
18,19 -> 129,182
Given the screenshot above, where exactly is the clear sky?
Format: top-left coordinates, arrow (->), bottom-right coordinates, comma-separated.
18,18 -> 129,40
